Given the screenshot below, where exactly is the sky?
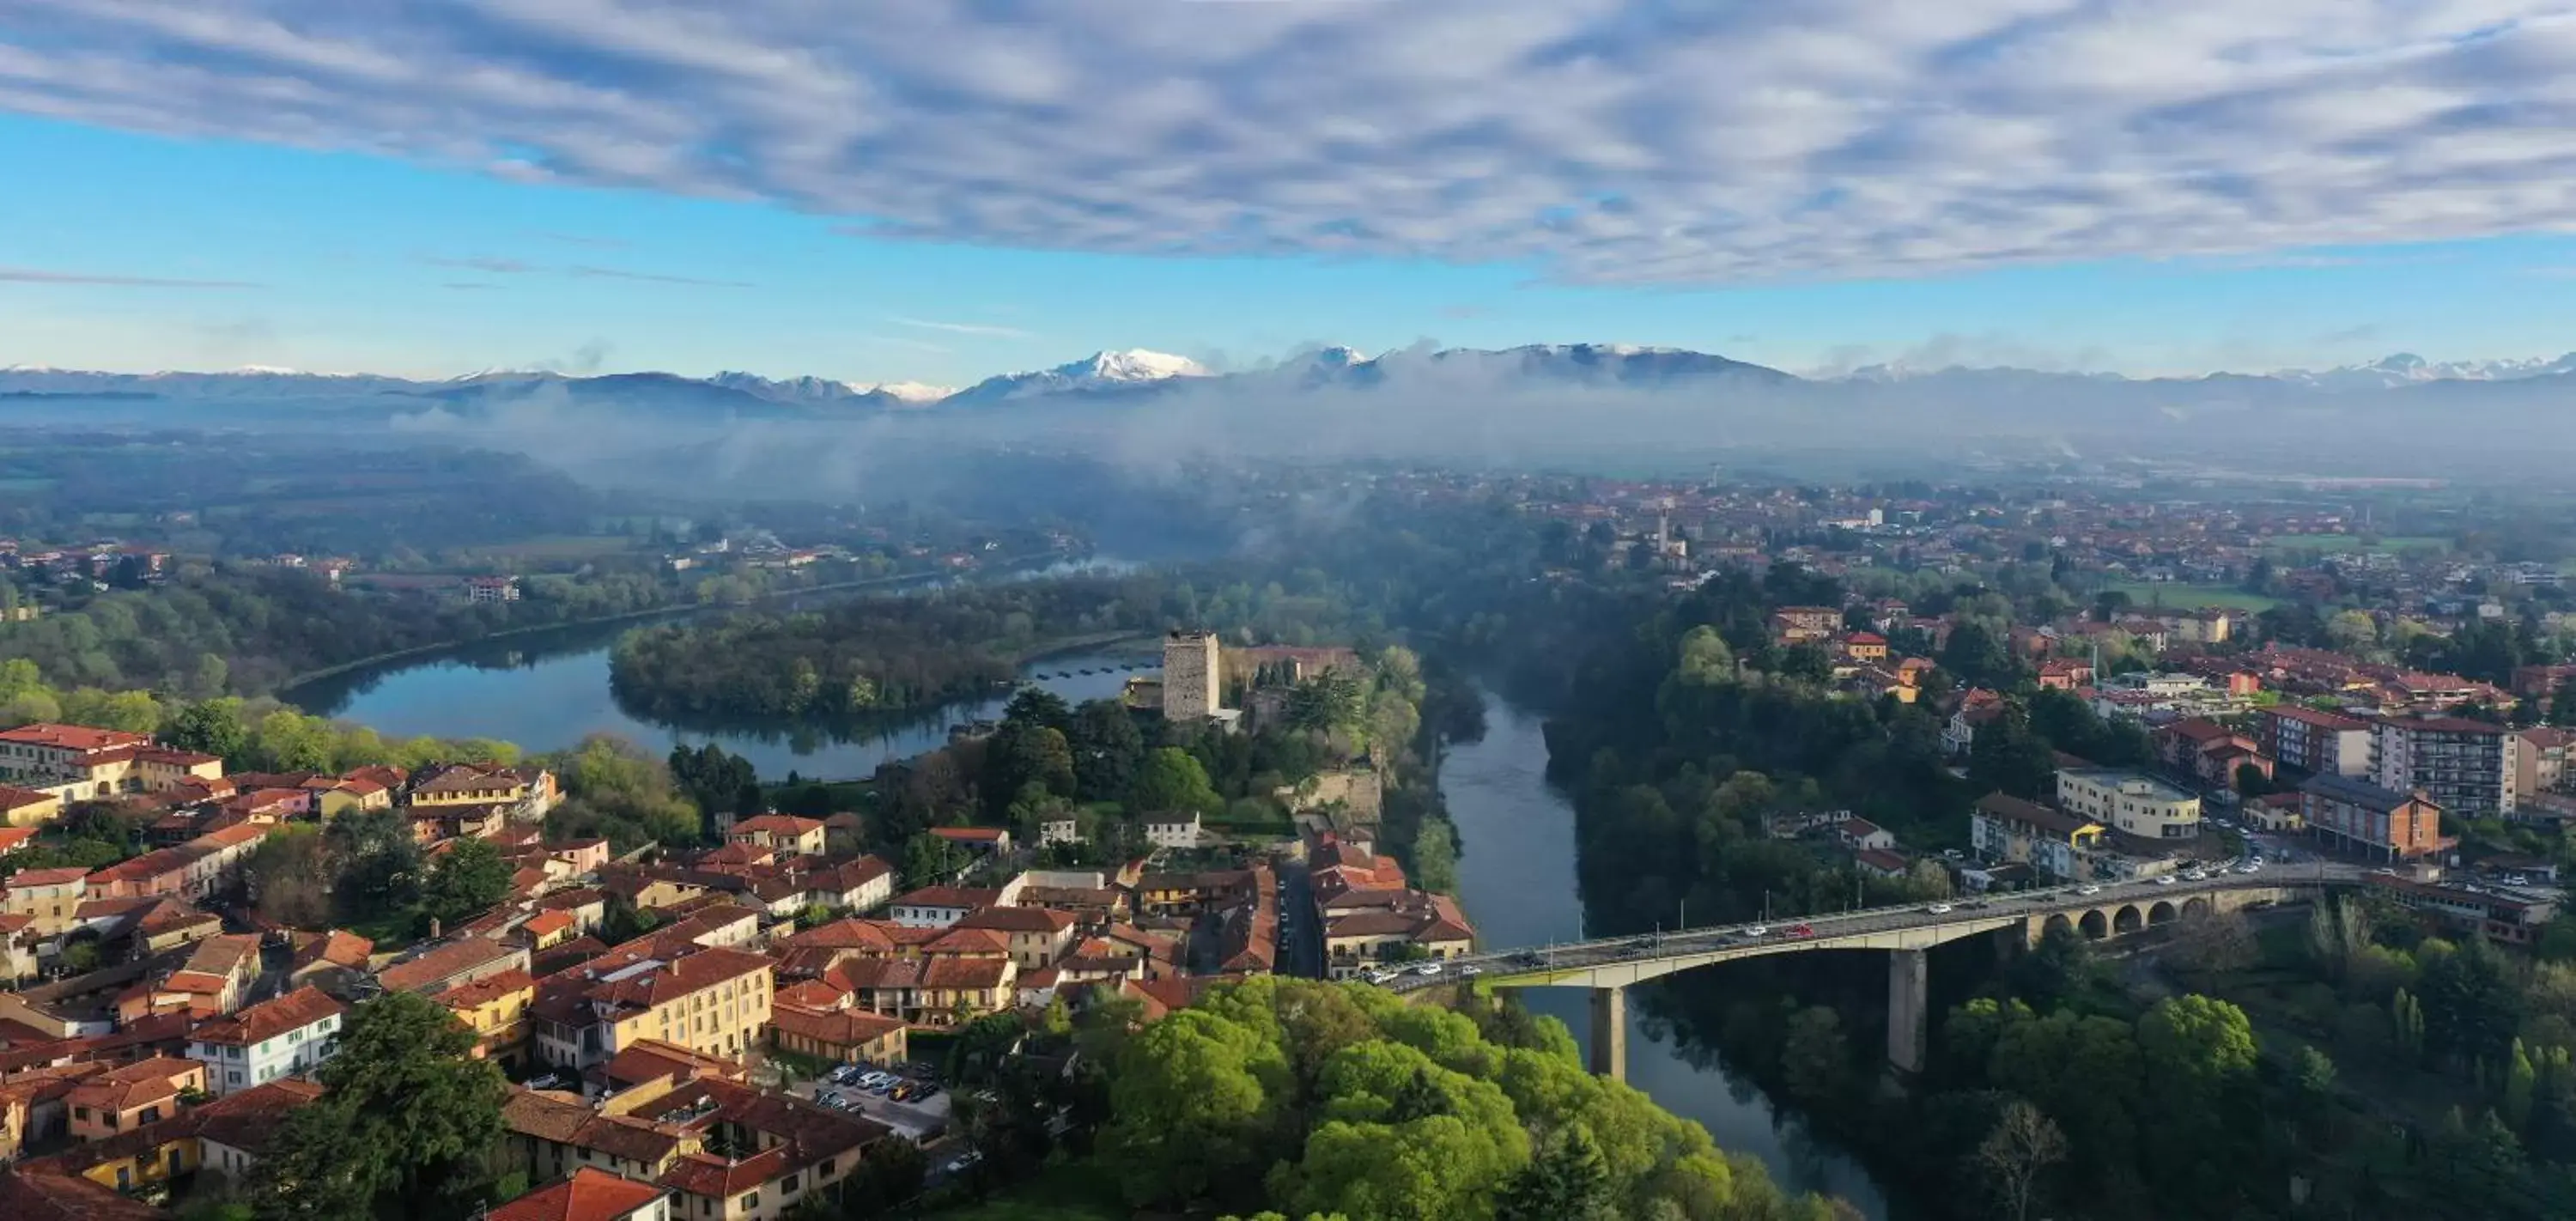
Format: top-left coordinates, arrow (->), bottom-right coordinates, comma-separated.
7,1 -> 2576,386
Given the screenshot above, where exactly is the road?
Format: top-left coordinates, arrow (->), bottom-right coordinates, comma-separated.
1382,860 -> 2366,993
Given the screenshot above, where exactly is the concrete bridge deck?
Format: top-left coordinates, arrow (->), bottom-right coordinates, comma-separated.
1378,861 -> 2359,1079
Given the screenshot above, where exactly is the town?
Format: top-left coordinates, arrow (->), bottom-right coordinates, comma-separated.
0,627 -> 1478,1218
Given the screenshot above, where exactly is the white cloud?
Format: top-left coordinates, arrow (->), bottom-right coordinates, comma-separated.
890,316 -> 1032,339
9,2 -> 2576,283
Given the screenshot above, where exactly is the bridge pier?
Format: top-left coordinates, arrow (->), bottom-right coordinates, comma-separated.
1589,987 -> 1627,1081
1886,948 -> 1928,1076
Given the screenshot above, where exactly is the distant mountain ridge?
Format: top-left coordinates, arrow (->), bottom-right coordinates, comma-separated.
6,347 -> 2575,418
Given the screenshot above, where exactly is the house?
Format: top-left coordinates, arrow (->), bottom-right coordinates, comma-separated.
884,885 -> 1004,929
726,815 -> 828,857
377,937 -> 532,995
2036,659 -> 2094,691
492,1169 -> 671,1221
1770,605 -> 1843,644
1971,793 -> 2106,882
1140,812 -> 1203,850
926,825 -> 1011,855
2,866 -> 86,937
1322,899 -> 1474,979
0,786 -> 62,828
2301,774 -> 2453,861
434,969 -> 538,1066
1852,848 -> 1911,880
2152,719 -> 2274,789
766,1000 -> 909,1067
2247,792 -> 2306,833
952,906 -> 1078,970
408,762 -> 560,817
1037,815 -> 1083,847
503,1074 -> 889,1221
66,1056 -> 204,1142
186,986 -> 346,1096
1834,817 -> 1894,853
0,1164 -> 166,1218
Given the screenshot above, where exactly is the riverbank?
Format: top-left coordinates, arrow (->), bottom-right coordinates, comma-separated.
276,550 -> 1081,694
1435,683 -> 1894,1217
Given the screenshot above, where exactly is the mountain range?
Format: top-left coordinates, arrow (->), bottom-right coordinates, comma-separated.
5,344 -> 2576,417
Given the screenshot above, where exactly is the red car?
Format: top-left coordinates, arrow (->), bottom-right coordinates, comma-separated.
1783,924 -> 1816,938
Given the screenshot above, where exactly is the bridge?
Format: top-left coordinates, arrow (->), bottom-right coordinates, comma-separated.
1383,861 -> 2366,1081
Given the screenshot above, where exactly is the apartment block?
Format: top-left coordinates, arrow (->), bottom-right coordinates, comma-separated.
2370,716 -> 2518,819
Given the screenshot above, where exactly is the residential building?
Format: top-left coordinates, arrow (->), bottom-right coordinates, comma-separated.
926,825 -> 1011,855
503,1074 -> 888,1221
952,906 -> 1078,970
2301,774 -> 2452,860
2055,769 -> 2202,841
0,1164 -> 166,1218
726,815 -> 828,857
2370,716 -> 2518,819
766,1000 -> 909,1066
434,969 -> 538,1066
492,1169 -> 671,1221
0,725 -> 222,802
2364,872 -> 2559,945
1834,817 -> 1894,852
67,1057 -> 204,1142
186,986 -> 346,1096
529,946 -> 775,1070
408,762 -> 561,815
1140,812 -> 1203,850
2513,726 -> 2571,799
1971,793 -> 2107,881
1320,891 -> 1474,979
378,937 -> 532,995
2153,719 -> 2274,789
0,785 -> 62,828
885,884 -> 1011,928
2258,706 -> 2373,778
2,866 -> 86,937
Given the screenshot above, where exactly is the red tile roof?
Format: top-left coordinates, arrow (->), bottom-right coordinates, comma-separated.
0,725 -> 149,751
489,1169 -> 667,1221
191,986 -> 344,1046
0,787 -> 55,813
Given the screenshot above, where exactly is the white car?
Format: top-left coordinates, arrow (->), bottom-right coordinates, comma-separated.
2154,874 -> 2178,885
1743,926 -> 1770,939
1459,964 -> 1482,977
2183,870 -> 2208,882
2075,885 -> 2101,896
1363,970 -> 1390,984
1924,903 -> 1953,914
1415,962 -> 1444,976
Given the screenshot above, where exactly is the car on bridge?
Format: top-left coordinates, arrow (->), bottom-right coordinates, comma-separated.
1783,923 -> 1814,938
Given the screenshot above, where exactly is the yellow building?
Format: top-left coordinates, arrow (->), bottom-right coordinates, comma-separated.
2,866 -> 88,936
68,1057 -> 204,1144
531,947 -> 775,1070
0,784 -> 63,828
436,968 -> 538,1066
2056,768 -> 2202,841
408,762 -> 558,810
726,814 -> 828,856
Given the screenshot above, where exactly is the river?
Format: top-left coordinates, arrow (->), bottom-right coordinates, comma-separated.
1438,689 -> 1895,1218
283,562 -> 1149,778
286,600 -> 1894,1212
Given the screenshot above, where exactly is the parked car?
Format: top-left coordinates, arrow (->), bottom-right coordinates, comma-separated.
2075,885 -> 2101,896
945,1151 -> 983,1175
1416,962 -> 1444,976
1923,903 -> 1953,914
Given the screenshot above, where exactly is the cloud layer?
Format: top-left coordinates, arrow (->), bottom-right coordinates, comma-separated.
9,2 -> 2576,283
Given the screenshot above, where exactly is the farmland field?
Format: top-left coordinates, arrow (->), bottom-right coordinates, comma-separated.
2104,581 -> 2279,611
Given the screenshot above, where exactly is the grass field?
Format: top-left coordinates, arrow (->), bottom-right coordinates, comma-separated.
2105,581 -> 2280,612
927,1163 -> 1125,1220
2263,533 -> 2449,556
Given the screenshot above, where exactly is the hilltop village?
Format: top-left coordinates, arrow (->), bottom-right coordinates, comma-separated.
0,628 -> 1471,1218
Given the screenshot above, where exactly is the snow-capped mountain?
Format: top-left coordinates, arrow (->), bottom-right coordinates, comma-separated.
706,372 -> 950,407
2269,352 -> 2576,391
945,349 -> 1211,404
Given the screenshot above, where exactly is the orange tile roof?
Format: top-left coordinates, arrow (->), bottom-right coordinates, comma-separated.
489,1169 -> 668,1221
191,986 -> 344,1046
0,789 -> 54,814
0,725 -> 148,751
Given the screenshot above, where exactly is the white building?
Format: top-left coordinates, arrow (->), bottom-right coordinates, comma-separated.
2055,768 -> 2202,841
1142,812 -> 1204,850
186,985 -> 345,1096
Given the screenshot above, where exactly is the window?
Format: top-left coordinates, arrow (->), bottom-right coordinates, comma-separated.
740,1194 -> 758,1210
73,1107 -> 89,1121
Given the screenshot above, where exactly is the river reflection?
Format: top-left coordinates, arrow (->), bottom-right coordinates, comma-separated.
282,559 -> 1150,780
1437,688 -> 1895,1218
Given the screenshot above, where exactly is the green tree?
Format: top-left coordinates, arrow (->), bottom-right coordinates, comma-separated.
418,836 -> 513,930
1066,699 -> 1145,802
1496,1125 -> 1616,1221
1968,702 -> 2056,801
899,832 -> 967,886
247,991 -> 507,1220
1673,625 -> 1736,687
983,721 -> 1075,817
1130,747 -> 1223,817
165,697 -> 252,761
1410,816 -> 1461,895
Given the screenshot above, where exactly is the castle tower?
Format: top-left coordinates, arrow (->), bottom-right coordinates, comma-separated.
1163,630 -> 1221,721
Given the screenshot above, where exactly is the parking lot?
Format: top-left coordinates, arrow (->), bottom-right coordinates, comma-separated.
798,1062 -> 961,1141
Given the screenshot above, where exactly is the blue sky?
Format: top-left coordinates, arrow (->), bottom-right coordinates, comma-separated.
6,3 -> 2576,385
